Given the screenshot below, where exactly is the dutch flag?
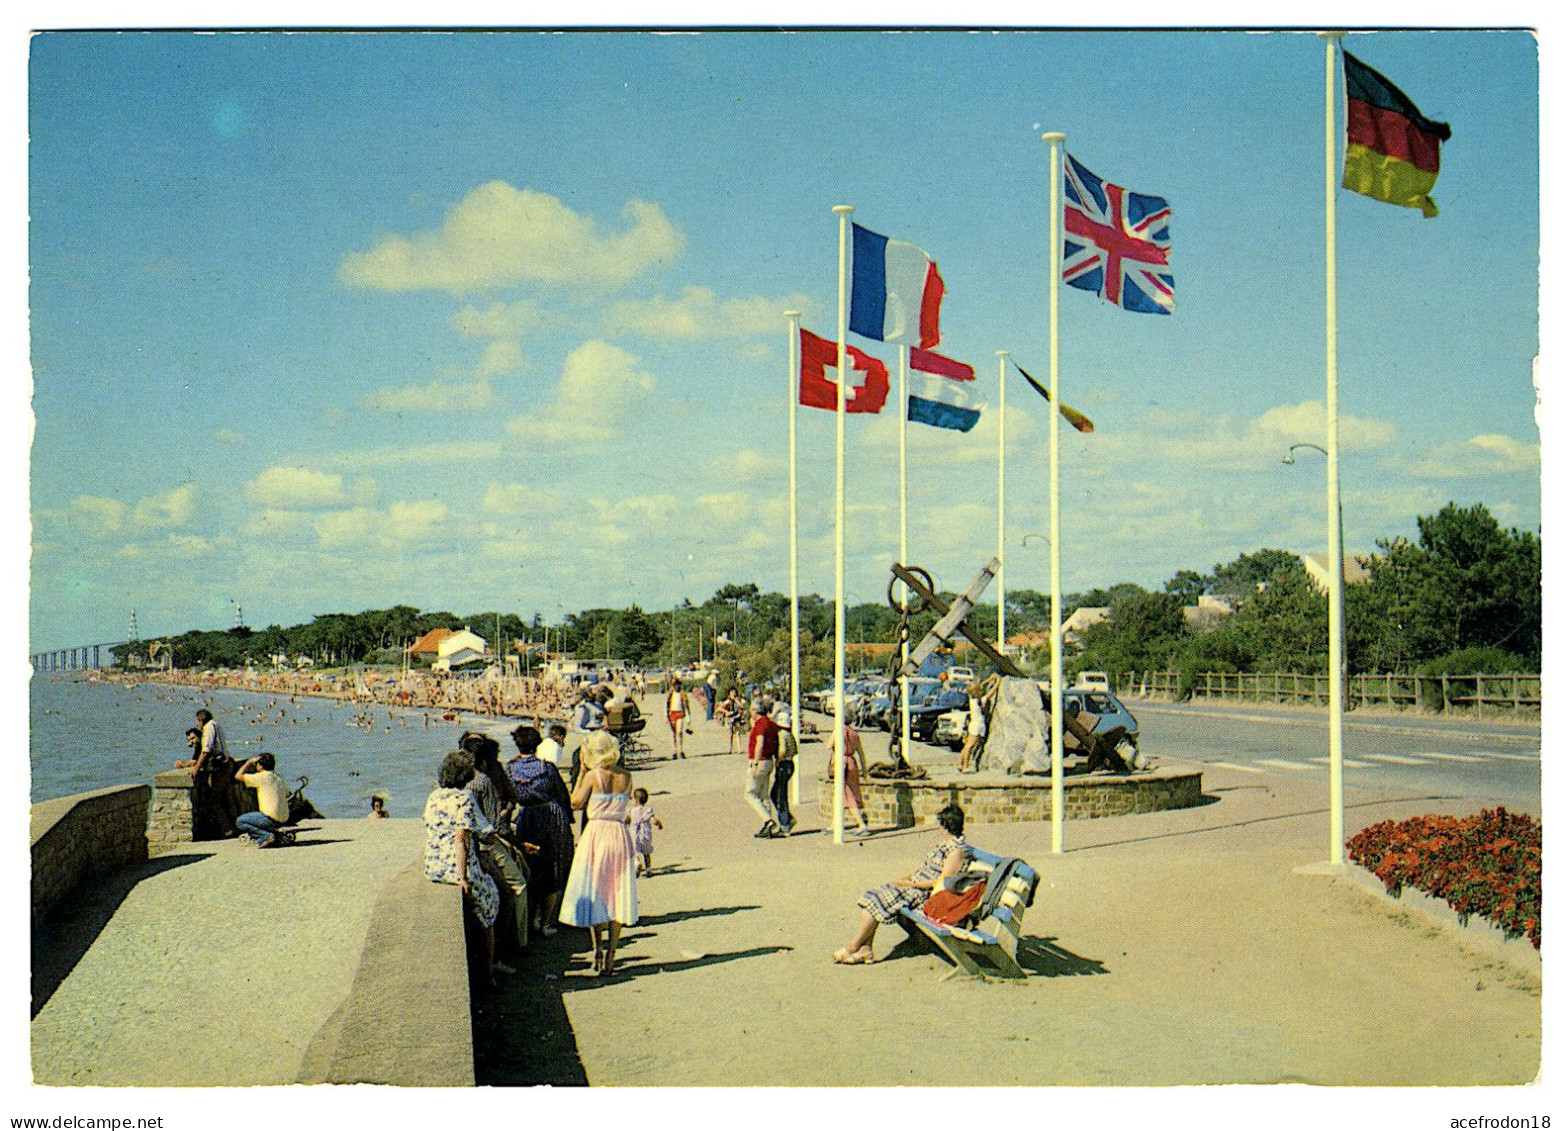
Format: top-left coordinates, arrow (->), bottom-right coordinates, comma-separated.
849,223 -> 945,350
906,349 -> 982,433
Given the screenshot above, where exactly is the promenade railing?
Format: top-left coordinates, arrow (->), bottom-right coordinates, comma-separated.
1117,670 -> 1540,719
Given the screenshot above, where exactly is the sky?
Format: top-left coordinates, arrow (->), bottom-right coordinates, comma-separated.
25,26 -> 1542,650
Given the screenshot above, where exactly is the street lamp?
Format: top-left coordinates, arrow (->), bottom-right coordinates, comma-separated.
1281,442 -> 1328,465
1281,437 -> 1347,866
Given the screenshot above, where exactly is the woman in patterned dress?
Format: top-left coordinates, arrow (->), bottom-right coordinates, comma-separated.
424,750 -> 503,989
559,731 -> 639,976
832,804 -> 968,965
507,724 -> 576,937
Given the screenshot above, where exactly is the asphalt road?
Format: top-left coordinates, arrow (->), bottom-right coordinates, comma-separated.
1126,699 -> 1541,813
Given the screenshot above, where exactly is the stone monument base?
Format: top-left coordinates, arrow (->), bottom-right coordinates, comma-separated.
818,766 -> 1204,829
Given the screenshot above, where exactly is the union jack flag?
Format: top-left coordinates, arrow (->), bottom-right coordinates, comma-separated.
1063,154 -> 1174,315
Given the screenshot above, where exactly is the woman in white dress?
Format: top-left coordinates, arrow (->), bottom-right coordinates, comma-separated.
559,731 -> 639,976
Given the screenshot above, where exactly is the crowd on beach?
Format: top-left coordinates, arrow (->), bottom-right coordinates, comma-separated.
165,666 -> 983,986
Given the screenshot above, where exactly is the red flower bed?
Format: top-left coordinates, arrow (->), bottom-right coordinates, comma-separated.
1346,807 -> 1541,949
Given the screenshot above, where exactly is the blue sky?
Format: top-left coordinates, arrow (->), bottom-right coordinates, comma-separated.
26,27 -> 1541,649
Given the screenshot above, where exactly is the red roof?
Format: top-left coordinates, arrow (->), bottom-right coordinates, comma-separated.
407,628 -> 455,655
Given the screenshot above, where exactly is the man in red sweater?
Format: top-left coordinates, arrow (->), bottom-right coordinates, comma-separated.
745,698 -> 779,837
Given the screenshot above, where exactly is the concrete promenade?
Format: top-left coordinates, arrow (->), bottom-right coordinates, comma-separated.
28,702 -> 1543,1091
475,709 -> 1541,1087
31,818 -> 441,1086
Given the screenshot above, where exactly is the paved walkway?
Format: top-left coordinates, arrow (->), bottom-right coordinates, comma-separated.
31,818 -> 425,1086
474,708 -> 1542,1087
28,704 -> 1543,1092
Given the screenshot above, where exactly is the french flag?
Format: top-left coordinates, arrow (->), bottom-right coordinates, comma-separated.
850,223 -> 945,350
906,350 -> 982,432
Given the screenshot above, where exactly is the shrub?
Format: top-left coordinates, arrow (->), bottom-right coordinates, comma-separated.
1347,808 -> 1541,949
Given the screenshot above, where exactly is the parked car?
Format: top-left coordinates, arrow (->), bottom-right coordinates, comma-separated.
863,677 -> 941,731
1075,670 -> 1111,692
909,684 -> 969,743
947,666 -> 976,684
935,688 -> 1140,753
845,678 -> 888,726
820,676 -> 882,718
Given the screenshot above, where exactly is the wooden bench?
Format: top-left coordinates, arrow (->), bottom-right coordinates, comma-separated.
899,844 -> 1038,982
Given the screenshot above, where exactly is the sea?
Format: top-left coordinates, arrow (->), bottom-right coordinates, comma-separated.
28,674 -> 522,818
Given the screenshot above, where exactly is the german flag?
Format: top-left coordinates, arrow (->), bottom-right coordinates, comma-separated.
1343,50 -> 1451,218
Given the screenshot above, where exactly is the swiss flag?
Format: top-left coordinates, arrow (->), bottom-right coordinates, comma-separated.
798,327 -> 889,414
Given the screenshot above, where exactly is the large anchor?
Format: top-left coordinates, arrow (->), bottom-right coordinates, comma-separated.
881,558 -> 1023,774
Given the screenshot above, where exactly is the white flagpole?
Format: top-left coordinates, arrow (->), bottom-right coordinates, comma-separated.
1042,131 -> 1067,855
1322,31 -> 1347,865
996,350 -> 1009,656
899,344 -> 912,761
785,310 -> 803,809
831,205 -> 853,845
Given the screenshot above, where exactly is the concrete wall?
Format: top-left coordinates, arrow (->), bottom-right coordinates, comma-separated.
31,784 -> 152,926
149,771 -> 257,849
821,769 -> 1205,828
298,861 -> 476,1085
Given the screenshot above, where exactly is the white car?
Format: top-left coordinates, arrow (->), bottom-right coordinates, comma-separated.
947,666 -> 976,683
1075,670 -> 1111,692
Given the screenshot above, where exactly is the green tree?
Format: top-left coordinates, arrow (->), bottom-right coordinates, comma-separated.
1075,591 -> 1187,674
1163,569 -> 1212,604
1352,502 -> 1540,669
1209,549 -> 1304,601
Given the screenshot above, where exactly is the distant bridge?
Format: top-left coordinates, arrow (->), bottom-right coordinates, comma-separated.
30,642 -> 128,673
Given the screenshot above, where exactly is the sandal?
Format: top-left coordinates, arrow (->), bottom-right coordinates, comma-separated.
833,947 -> 875,965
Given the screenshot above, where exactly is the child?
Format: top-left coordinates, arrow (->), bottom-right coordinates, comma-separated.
629,787 -> 664,877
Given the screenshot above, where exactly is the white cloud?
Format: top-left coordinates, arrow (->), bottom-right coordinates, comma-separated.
1406,433 -> 1541,478
244,467 -> 351,508
1084,400 -> 1398,473
339,183 -> 683,294
476,341 -> 524,377
70,495 -> 127,535
132,483 -> 197,529
506,339 -> 657,446
602,286 -> 811,340
362,378 -> 498,413
213,427 -> 246,446
314,500 -> 451,550
452,300 -> 557,339
167,533 -> 215,556
481,482 -> 571,517
709,448 -> 786,482
314,508 -> 374,549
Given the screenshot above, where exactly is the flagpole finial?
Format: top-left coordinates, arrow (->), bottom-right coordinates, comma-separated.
996,349 -> 1009,358
783,310 -> 801,319
832,205 -> 854,215
1318,30 -> 1346,41
1041,131 -> 1066,144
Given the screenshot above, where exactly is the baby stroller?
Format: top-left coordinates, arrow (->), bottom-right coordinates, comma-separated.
606,701 -> 651,765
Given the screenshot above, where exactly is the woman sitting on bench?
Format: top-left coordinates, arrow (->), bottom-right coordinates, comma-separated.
832,804 -> 967,966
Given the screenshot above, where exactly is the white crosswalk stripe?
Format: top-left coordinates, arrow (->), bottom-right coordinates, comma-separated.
1306,758 -> 1378,768
1363,754 -> 1431,765
1406,750 -> 1485,763
1253,759 -> 1321,771
1451,750 -> 1541,763
1204,760 -> 1267,774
